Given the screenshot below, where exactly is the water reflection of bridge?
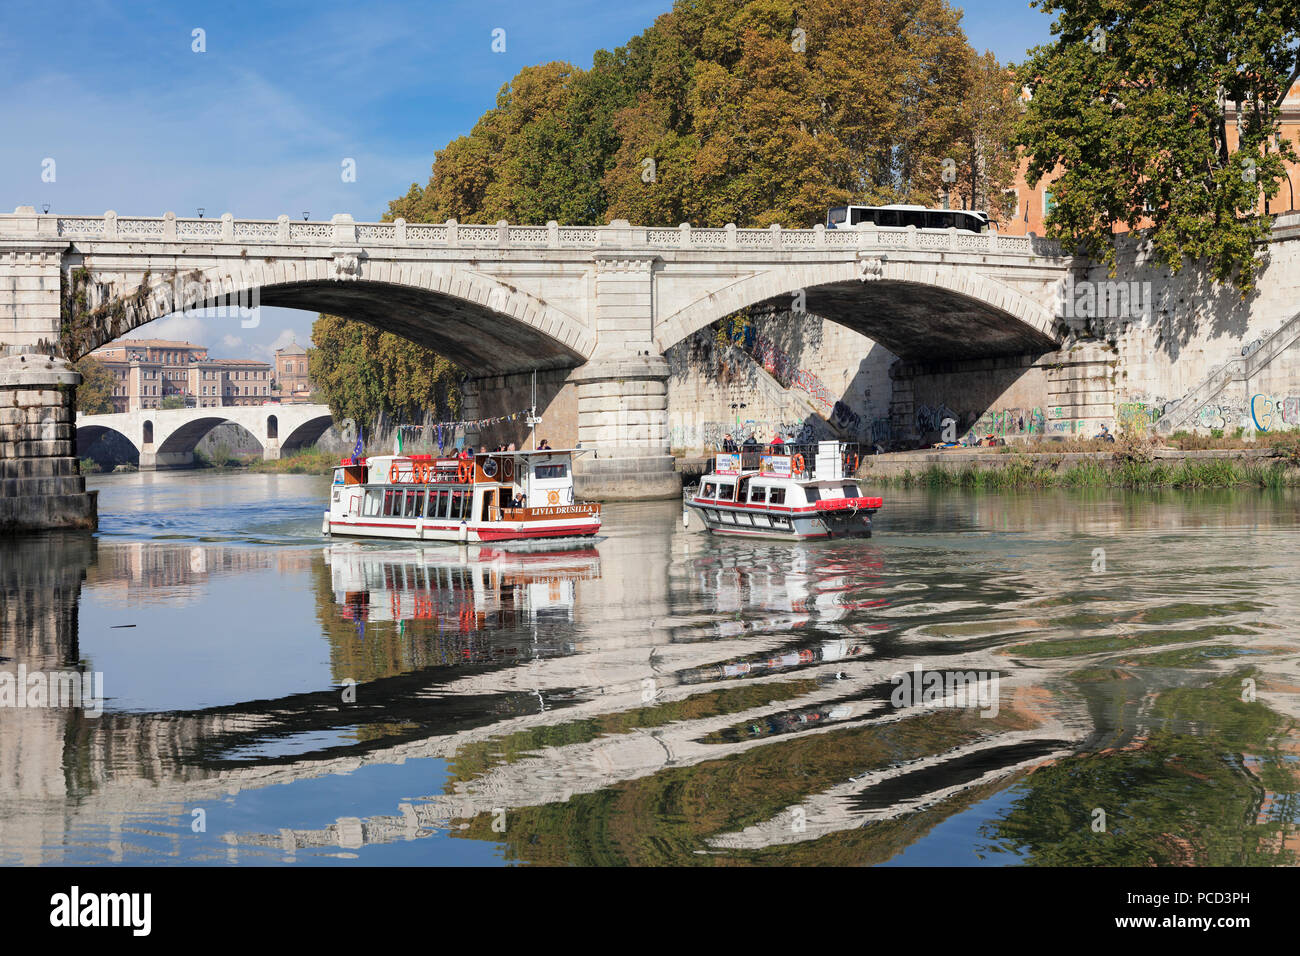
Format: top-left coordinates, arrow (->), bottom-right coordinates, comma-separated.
4,493 -> 1300,864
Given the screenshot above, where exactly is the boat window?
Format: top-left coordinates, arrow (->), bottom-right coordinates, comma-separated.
717,482 -> 735,501
805,486 -> 821,502
364,490 -> 381,516
737,478 -> 750,503
750,485 -> 767,504
452,490 -> 469,519
842,483 -> 860,498
426,490 -> 440,518
405,491 -> 421,517
701,482 -> 717,499
534,463 -> 567,479
332,468 -> 344,485
769,487 -> 786,505
383,490 -> 398,516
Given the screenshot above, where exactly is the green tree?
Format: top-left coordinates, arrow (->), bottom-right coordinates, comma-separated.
309,314 -> 461,426
160,395 -> 187,409
74,355 -> 116,414
1017,0 -> 1300,291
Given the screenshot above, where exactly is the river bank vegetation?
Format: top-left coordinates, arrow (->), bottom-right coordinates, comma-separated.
878,455 -> 1300,490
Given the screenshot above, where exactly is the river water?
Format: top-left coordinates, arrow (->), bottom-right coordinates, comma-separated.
1,471 -> 1298,865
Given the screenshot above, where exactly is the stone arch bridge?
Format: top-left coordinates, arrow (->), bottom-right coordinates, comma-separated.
0,206 -> 1076,527
76,403 -> 336,469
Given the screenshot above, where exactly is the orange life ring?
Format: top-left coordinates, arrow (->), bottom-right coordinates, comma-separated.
792,453 -> 805,475
389,462 -> 402,484
457,460 -> 473,484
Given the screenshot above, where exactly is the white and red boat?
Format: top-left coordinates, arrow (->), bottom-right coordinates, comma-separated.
684,441 -> 881,540
323,448 -> 601,543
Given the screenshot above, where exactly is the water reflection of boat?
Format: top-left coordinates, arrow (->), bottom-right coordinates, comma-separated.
323,542 -> 601,628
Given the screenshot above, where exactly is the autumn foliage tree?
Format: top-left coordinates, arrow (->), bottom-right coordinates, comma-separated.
389,0 -> 1018,230
74,355 -> 117,414
309,314 -> 461,427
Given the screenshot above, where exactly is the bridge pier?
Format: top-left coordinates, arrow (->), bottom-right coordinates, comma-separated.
263,443 -> 281,462
570,354 -> 679,500
0,353 -> 98,534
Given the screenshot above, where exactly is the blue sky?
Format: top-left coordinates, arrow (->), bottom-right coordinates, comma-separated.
0,0 -> 1055,358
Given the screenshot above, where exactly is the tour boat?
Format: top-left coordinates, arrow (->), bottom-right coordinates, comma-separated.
684,441 -> 881,539
323,448 -> 601,543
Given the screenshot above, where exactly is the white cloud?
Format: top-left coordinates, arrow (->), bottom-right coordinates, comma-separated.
220,335 -> 243,348
124,313 -> 210,344
250,327 -> 306,359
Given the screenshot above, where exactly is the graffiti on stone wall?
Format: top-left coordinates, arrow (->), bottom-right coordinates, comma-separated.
831,400 -> 862,435
1249,393 -> 1300,432
1194,402 -> 1247,432
728,325 -> 836,411
870,417 -> 892,443
969,407 -> 1046,437
1117,401 -> 1163,431
670,418 -> 826,450
915,403 -> 956,435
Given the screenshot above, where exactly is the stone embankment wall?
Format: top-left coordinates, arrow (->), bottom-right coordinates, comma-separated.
0,354 -> 97,532
666,311 -> 895,454
1094,219 -> 1300,436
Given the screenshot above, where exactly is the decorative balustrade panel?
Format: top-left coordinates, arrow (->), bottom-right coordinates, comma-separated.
19,213 -> 1062,257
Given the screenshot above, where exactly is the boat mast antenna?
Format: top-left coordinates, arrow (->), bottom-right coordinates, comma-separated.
526,369 -> 542,450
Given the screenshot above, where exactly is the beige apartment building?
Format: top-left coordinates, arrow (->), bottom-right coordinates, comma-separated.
273,340 -> 314,403
91,338 -> 273,412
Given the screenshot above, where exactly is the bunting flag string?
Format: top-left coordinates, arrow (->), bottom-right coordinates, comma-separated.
392,408 -> 535,447
395,409 -> 532,434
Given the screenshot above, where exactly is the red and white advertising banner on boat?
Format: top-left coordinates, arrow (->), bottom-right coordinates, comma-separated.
761,455 -> 792,477
715,453 -> 741,473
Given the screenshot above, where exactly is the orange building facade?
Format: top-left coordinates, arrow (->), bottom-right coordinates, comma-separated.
995,78 -> 1300,237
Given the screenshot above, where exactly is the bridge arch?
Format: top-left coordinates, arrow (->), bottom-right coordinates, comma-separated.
280,412 -> 336,453
654,261 -> 1061,360
156,416 -> 262,456
76,423 -> 139,460
97,261 -> 594,372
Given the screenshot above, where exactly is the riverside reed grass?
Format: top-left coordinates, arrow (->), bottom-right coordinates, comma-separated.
879,457 -> 1300,490
241,448 -> 339,474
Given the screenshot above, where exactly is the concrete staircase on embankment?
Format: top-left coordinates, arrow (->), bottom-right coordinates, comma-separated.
720,346 -> 860,442
1155,307 -> 1300,435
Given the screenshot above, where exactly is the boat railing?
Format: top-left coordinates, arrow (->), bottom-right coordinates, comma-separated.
711,442 -> 862,478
